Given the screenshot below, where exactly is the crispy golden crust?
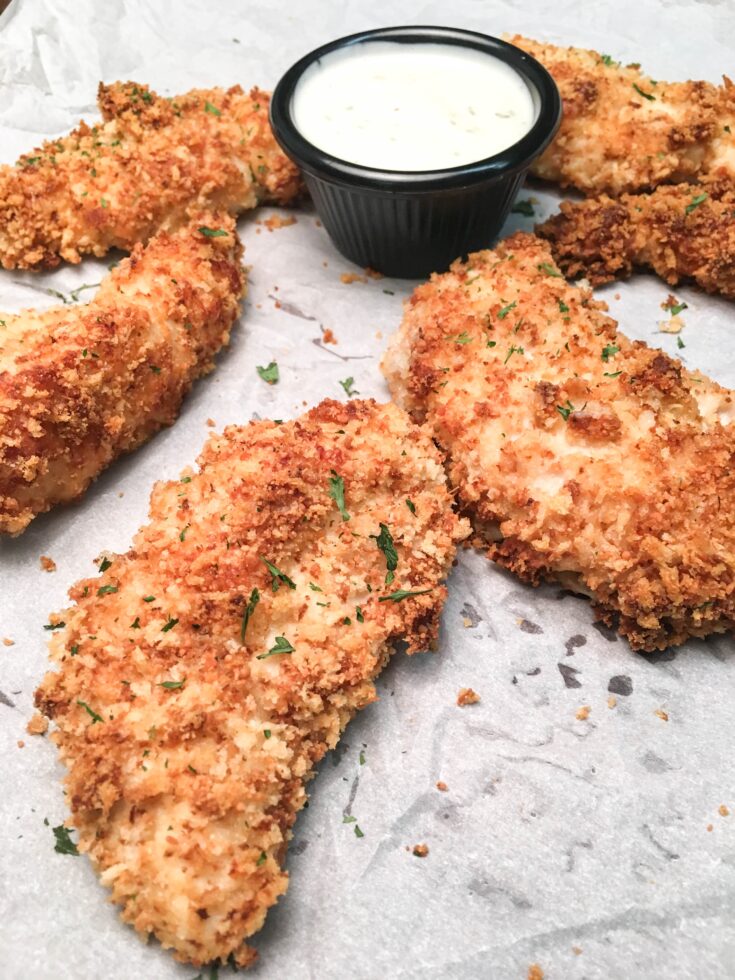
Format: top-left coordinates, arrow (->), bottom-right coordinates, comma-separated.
506,35 -> 732,195
34,398 -> 467,968
0,82 -> 302,270
538,177 -> 735,297
383,232 -> 735,651
0,212 -> 244,535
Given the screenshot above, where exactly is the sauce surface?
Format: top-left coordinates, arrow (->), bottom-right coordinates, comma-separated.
292,41 -> 537,172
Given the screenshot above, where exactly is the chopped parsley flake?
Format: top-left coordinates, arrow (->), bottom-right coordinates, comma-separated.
370,523 -> 398,586
343,617 -> 352,626
339,376 -> 358,397
261,557 -> 296,592
130,617 -> 141,629
356,606 -> 364,623
52,825 -> 79,855
161,617 -> 179,632
497,301 -> 517,320
159,679 -> 185,689
198,226 -> 228,237
204,100 -> 222,116
77,700 -> 103,724
537,262 -> 562,277
257,851 -> 267,866
603,371 -> 622,378
601,344 -> 620,362
343,814 -> 356,823
685,193 -> 708,215
556,400 -> 577,421
558,299 -> 570,313
677,337 -> 686,349
98,557 -> 112,572
359,750 -> 366,765
405,498 -> 416,514
328,470 -> 350,521
632,82 -> 655,101
354,824 -> 365,838
511,199 -> 534,217
240,588 -> 260,643
309,582 -> 323,592
669,301 -> 688,316
257,361 -> 279,384
600,53 -> 617,66
142,595 -> 155,603
179,525 -> 190,542
264,729 -> 271,739
43,621 -> 65,631
447,331 -> 472,344
504,344 -> 524,364
379,588 -> 433,602
258,636 -> 295,659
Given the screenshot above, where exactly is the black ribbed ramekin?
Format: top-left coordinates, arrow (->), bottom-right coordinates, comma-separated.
270,26 -> 562,279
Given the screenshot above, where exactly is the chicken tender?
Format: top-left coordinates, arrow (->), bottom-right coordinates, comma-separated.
0,82 -> 302,270
506,35 -> 730,195
0,212 -> 244,535
34,398 -> 466,968
383,232 -> 735,651
538,177 -> 735,297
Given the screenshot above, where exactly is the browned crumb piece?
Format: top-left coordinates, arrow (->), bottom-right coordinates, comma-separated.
607,696 -> 617,709
528,965 -> 544,980
17,740 -> 25,748
3,637 -> 14,646
655,709 -> 669,721
322,328 -> 338,345
206,418 -> 216,428
412,843 -> 429,857
572,946 -> 583,955
263,214 -> 297,231
27,712 -> 49,736
341,272 -> 368,285
436,781 -> 448,792
40,555 -> 57,572
457,687 -> 480,706
662,293 -> 681,311
719,804 -> 730,817
576,705 -> 591,721
707,823 -> 714,832
365,267 -> 383,279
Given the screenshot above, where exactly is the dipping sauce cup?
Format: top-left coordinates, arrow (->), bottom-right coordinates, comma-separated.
270,26 -> 562,278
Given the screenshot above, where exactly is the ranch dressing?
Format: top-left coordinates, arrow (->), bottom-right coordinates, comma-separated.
292,41 -> 537,172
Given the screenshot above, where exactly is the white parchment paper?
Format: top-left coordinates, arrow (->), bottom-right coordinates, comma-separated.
1,1 -> 734,978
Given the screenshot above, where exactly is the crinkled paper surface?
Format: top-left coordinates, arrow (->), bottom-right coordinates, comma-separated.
1,0 -> 734,977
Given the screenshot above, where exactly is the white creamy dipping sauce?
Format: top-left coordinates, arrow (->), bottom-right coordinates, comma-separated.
292,41 -> 537,172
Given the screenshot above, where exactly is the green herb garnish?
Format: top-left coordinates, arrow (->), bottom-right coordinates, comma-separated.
258,636 -> 295,659
240,588 -> 260,643
339,377 -> 358,396
328,470 -> 350,521
632,83 -> 655,101
511,199 -> 534,216
161,617 -> 178,632
685,193 -> 708,215
601,344 -> 619,362
198,226 -> 228,237
378,588 -> 433,602
261,557 -> 296,592
257,361 -> 279,385
77,700 -> 103,724
52,825 -> 79,855
370,523 -> 397,586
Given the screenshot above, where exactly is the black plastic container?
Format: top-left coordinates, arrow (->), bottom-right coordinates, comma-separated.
270,26 -> 562,279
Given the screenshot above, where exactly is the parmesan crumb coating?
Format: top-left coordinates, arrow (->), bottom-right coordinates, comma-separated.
34,398 -> 467,968
383,232 -> 735,651
506,35 -> 733,195
0,81 -> 303,270
0,212 -> 244,535
538,177 -> 735,298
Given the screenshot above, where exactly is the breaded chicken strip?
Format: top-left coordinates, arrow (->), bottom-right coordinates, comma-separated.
538,177 -> 735,297
34,399 -> 466,968
506,35 -> 731,195
0,82 -> 302,270
383,233 -> 735,651
0,212 -> 243,535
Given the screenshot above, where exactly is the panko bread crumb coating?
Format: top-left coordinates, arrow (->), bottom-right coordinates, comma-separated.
0,82 -> 303,270
35,399 -> 467,968
506,35 -> 733,196
0,212 -> 244,535
383,232 -> 735,651
538,177 -> 735,298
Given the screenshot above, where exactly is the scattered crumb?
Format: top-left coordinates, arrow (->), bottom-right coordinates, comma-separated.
322,260 -> 328,267
315,219 -> 322,227
412,843 -> 429,857
27,713 -> 49,736
17,740 -> 25,749
274,286 -> 279,292
572,946 -> 583,956
436,781 -> 448,792
462,617 -> 473,628
655,709 -> 669,722
3,638 -> 14,647
375,330 -> 383,340
206,418 -> 216,428
613,292 -> 621,301
340,272 -> 368,285
39,555 -> 56,572
273,299 -> 282,309
118,491 -> 124,498
457,687 -> 480,706
364,267 -> 383,279
707,823 -> 714,832
659,315 -> 683,334
576,705 -> 591,721
322,327 -> 338,345
607,696 -> 617,709
719,805 -> 730,817
528,965 -> 544,980
263,214 -> 297,232
255,227 -> 261,234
